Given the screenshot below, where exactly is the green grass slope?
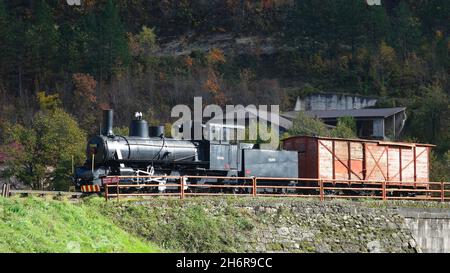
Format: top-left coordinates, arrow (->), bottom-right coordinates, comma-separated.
0,197 -> 161,253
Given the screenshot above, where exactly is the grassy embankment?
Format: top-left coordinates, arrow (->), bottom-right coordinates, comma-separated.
0,196 -> 161,253
0,196 -> 258,253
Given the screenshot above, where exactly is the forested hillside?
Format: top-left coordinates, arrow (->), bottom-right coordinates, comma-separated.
0,0 -> 448,188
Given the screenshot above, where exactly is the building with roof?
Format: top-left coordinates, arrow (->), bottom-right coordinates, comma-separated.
199,100 -> 407,141
282,107 -> 407,140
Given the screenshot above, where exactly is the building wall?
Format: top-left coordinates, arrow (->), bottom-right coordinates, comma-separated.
384,112 -> 407,139
373,118 -> 385,138
295,94 -> 378,111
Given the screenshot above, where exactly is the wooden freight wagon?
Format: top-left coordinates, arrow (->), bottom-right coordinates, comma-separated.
282,136 -> 434,188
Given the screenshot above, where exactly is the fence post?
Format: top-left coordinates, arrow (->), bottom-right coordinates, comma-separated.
441,181 -> 445,202
382,181 -> 387,201
116,179 -> 120,202
1,184 -> 10,198
252,177 -> 257,197
180,176 -> 185,199
105,183 -> 109,202
319,180 -> 324,201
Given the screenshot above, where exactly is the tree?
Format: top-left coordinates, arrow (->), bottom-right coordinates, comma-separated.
288,111 -> 330,137
86,0 -> 130,78
28,0 -> 60,90
330,116 -> 357,138
57,19 -> 85,77
128,25 -> 158,72
37,91 -> 61,112
391,1 -> 422,60
113,126 -> 129,136
430,151 -> 450,182
0,1 -> 29,101
138,26 -> 158,54
0,0 -> 9,77
289,112 -> 358,139
72,73 -> 98,134
408,84 -> 450,152
3,5 -> 30,102
2,107 -> 86,190
335,0 -> 367,59
204,48 -> 228,106
365,3 -> 391,47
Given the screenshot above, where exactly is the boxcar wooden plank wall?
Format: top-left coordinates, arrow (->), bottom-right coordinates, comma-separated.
350,142 -> 364,180
401,147 -> 415,183
387,147 -> 400,181
306,138 -> 318,179
415,146 -> 429,183
318,140 -> 333,179
282,136 -> 433,185
333,141 -> 349,180
365,143 -> 388,181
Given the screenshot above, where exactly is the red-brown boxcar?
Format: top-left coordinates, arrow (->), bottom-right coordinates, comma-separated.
282,136 -> 434,187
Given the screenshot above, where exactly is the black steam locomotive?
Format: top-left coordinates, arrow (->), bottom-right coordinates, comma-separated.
74,109 -> 298,192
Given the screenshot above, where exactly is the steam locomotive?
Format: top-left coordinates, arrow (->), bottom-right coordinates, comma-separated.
74,109 -> 298,192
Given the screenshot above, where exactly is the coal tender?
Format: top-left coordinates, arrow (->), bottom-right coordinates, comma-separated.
74,109 -> 298,192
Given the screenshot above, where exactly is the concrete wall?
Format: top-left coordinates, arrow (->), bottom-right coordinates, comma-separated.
397,208 -> 450,253
294,94 -> 378,111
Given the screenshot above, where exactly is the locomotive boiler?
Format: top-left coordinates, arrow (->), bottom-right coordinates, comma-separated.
74,109 -> 299,192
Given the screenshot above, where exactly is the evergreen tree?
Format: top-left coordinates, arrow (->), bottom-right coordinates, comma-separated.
3,4 -> 29,100
335,0 -> 367,58
365,4 -> 391,48
408,84 -> 450,152
28,0 -> 60,90
391,1 -> 422,60
58,21 -> 83,76
0,0 -> 9,77
90,0 -> 130,80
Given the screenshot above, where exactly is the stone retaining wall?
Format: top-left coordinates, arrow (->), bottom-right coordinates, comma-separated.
109,198 -> 450,253
231,200 -> 418,253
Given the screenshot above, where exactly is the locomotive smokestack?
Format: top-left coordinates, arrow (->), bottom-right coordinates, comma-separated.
102,109 -> 114,137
